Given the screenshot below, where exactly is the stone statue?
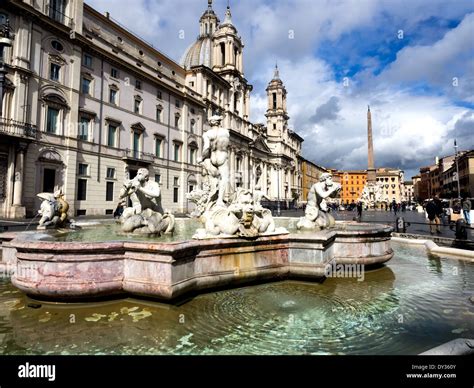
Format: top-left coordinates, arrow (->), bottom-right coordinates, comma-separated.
119,168 -> 174,235
198,115 -> 230,207
360,181 -> 383,208
190,188 -> 276,239
297,172 -> 341,230
37,189 -> 70,229
187,116 -> 285,239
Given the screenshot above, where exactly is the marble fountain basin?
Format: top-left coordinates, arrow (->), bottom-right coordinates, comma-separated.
1,219 -> 393,301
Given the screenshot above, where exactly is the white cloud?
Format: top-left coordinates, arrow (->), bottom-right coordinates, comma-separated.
85,0 -> 474,178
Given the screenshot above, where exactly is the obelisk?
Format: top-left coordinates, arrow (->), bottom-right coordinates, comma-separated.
367,105 -> 376,183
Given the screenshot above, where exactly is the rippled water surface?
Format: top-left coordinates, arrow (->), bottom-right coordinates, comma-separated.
26,218 -> 379,243
0,242 -> 473,355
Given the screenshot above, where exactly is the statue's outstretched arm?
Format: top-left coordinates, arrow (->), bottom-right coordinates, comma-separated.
314,183 -> 338,199
138,184 -> 161,199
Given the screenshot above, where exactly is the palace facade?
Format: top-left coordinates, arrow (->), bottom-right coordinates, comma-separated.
0,0 -> 303,218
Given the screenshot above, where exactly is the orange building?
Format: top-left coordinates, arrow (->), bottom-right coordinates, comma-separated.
335,170 -> 367,205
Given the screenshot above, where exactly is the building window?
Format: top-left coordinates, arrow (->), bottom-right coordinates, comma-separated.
134,98 -> 142,114
109,88 -> 118,105
111,68 -> 119,78
173,143 -> 181,162
107,124 -> 117,147
133,131 -> 141,158
78,163 -> 89,176
155,174 -> 161,184
173,177 -> 179,203
220,42 -> 225,66
189,147 -> 196,164
190,108 -> 195,114
106,181 -> 114,202
156,106 -> 162,122
157,90 -> 162,99
83,54 -> 93,68
81,77 -> 91,95
51,40 -> 64,52
77,178 -> 87,201
174,114 -> 180,128
173,187 -> 179,203
272,93 -> 277,109
46,107 -> 59,134
135,80 -> 142,90
49,0 -> 66,23
175,100 -> 180,108
155,137 -> 163,158
50,63 -> 60,82
78,117 -> 89,141
106,167 -> 116,179
190,119 -> 196,133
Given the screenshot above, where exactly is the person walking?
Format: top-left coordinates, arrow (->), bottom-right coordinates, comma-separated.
426,196 -> 442,234
356,201 -> 363,221
463,197 -> 472,225
393,200 -> 398,215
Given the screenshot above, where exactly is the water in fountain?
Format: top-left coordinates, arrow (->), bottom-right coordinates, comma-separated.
0,242 -> 472,355
24,213 -> 40,231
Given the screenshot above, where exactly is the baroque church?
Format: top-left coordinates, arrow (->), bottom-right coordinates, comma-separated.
181,1 -> 303,203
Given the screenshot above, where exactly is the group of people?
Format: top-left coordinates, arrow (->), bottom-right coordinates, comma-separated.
425,196 -> 472,234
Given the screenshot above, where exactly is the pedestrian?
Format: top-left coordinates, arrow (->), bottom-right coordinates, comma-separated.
426,196 -> 442,235
356,201 -> 363,221
462,197 -> 472,225
393,200 -> 398,215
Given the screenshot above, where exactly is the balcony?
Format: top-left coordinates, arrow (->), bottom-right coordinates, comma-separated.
122,149 -> 155,165
48,6 -> 74,28
0,118 -> 37,139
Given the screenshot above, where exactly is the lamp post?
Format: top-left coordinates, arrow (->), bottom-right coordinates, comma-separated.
454,139 -> 461,200
0,18 -> 13,118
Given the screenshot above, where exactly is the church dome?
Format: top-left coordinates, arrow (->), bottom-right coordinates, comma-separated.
180,36 -> 213,69
180,0 -> 218,69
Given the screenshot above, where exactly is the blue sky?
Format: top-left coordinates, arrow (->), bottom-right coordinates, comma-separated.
86,0 -> 474,179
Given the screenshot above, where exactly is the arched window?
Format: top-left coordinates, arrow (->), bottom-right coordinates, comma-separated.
190,119 -> 196,133
220,42 -> 225,66
42,94 -> 68,135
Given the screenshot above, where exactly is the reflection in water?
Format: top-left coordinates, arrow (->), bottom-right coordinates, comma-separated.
0,242 -> 473,355
427,253 -> 443,275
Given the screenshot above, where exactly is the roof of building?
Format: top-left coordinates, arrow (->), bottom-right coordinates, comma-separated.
180,36 -> 213,69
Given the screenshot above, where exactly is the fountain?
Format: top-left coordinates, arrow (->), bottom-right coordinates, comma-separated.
2,115 -> 473,356
1,115 -> 394,301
